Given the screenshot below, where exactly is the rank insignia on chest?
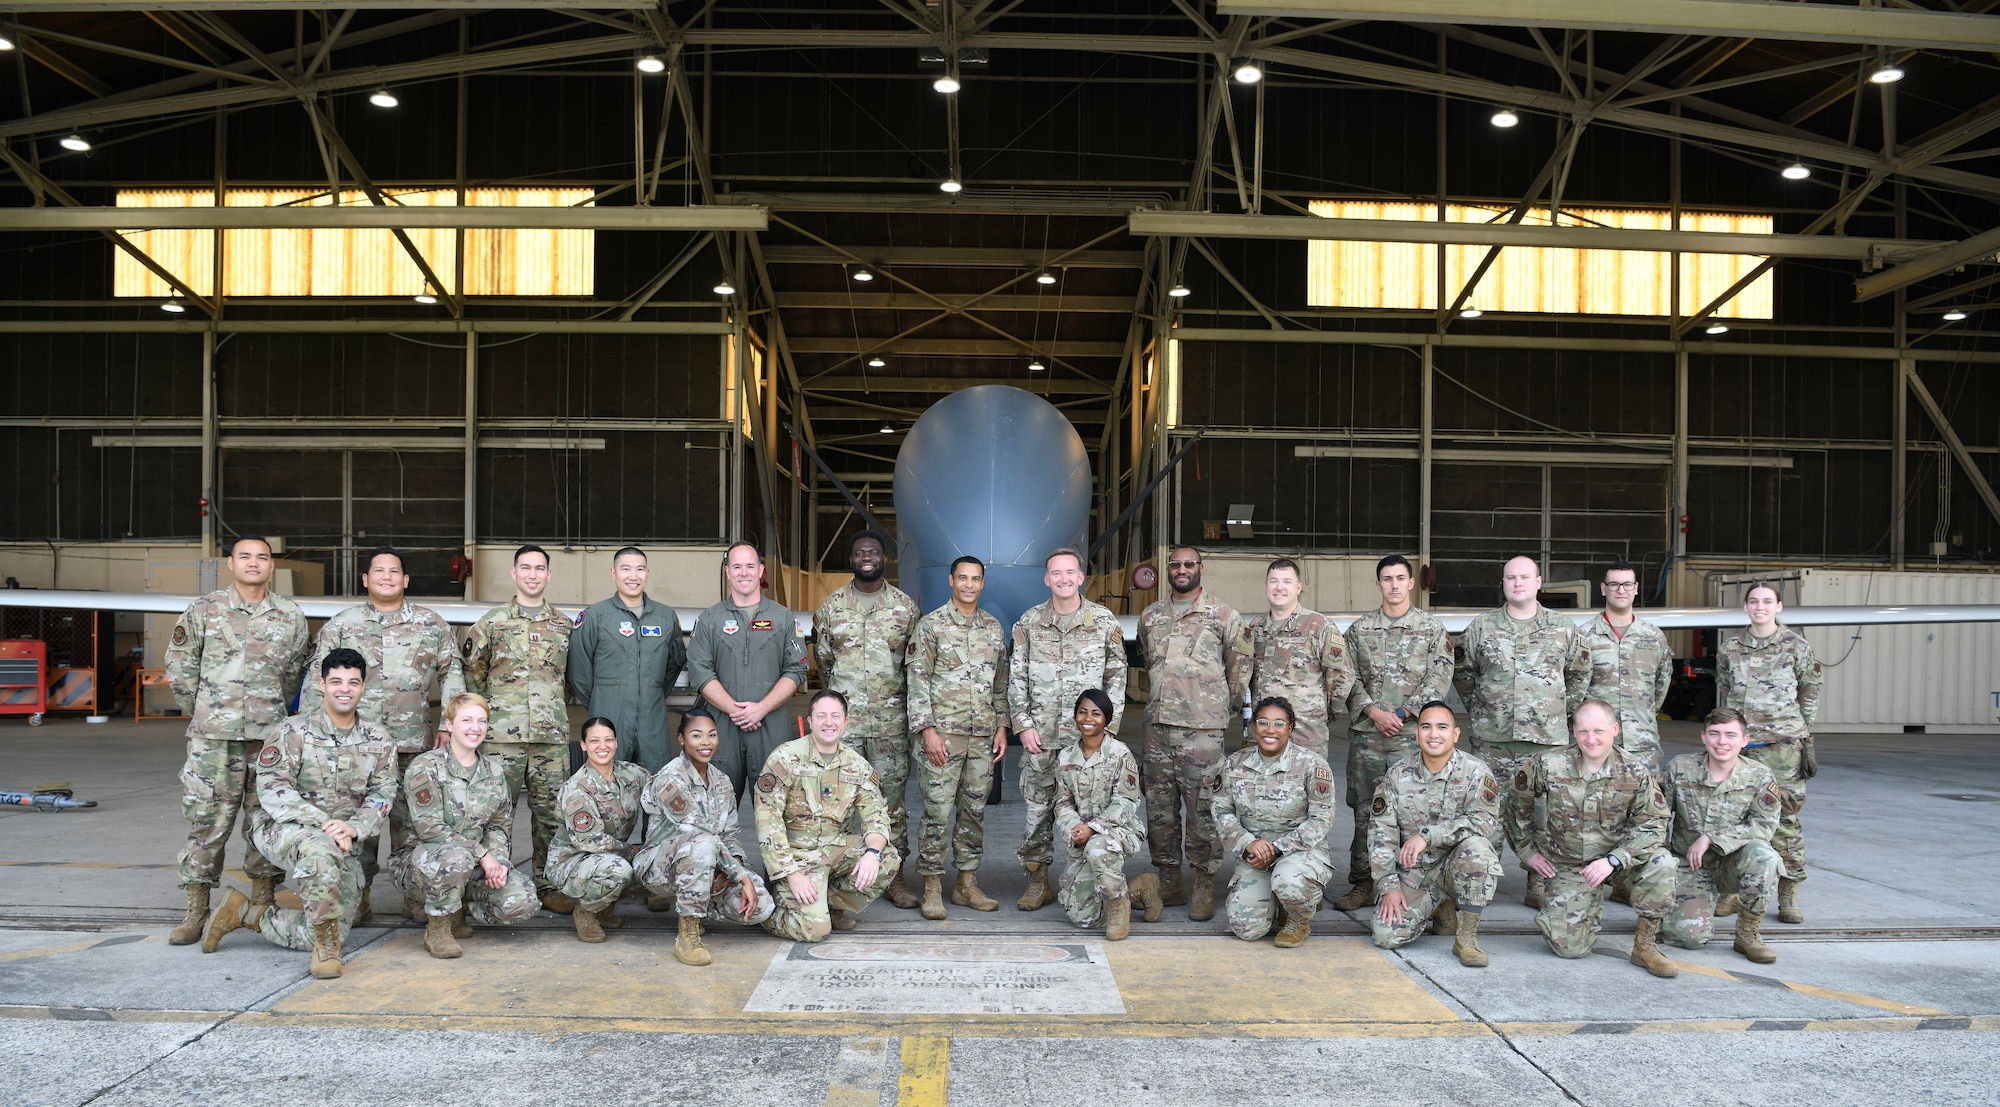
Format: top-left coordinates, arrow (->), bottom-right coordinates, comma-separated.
724,620 -> 740,635
528,633 -> 541,644
751,619 -> 775,631
640,625 -> 663,637
619,621 -> 636,637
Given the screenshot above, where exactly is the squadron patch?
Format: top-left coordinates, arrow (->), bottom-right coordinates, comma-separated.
668,794 -> 689,816
256,745 -> 281,768
1759,788 -> 1779,810
757,771 -> 778,792
1515,770 -> 1530,789
1482,784 -> 1498,805
171,624 -> 189,647
572,811 -> 596,833
413,787 -> 433,806
1372,796 -> 1388,816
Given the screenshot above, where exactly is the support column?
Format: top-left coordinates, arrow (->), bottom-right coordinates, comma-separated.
1893,358 -> 1908,569
463,332 -> 477,601
1673,349 -> 1689,561
729,316 -> 745,544
201,329 -> 217,558
1418,342 -> 1433,566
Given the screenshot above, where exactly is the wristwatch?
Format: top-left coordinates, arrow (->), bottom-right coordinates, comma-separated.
1393,707 -> 1409,721
863,846 -> 882,858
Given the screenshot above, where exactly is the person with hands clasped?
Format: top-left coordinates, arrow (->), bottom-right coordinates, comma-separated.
544,717 -> 651,944
1367,701 -> 1504,968
1053,689 -> 1163,941
752,690 -> 897,942
634,708 -> 775,966
1211,697 -> 1338,948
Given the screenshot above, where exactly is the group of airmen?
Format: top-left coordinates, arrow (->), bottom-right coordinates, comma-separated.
165,532 -> 1821,982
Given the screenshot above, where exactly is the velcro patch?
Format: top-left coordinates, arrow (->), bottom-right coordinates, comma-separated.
1760,788 -> 1778,809
750,619 -> 775,631
172,624 -> 188,647
256,745 -> 281,767
572,811 -> 596,833
1372,796 -> 1387,815
668,795 -> 689,816
413,787 -> 433,806
1482,784 -> 1497,805
758,772 -> 779,793
1515,770 -> 1530,789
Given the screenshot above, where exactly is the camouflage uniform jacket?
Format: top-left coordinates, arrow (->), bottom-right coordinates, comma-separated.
1717,627 -> 1822,742
1368,750 -> 1502,890
164,587 -> 311,743
1246,609 -> 1355,736
753,738 -> 889,880
1662,754 -> 1781,857
251,709 -> 399,841
1007,598 -> 1128,748
1452,606 -> 1589,746
300,600 -> 465,753
640,756 -> 752,881
1577,614 -> 1673,751
1343,607 -> 1454,735
1503,744 -> 1668,868
814,582 -> 919,738
404,747 -> 514,863
1212,743 -> 1338,859
905,603 -> 1010,737
1052,738 -> 1143,838
1137,589 -> 1252,730
547,761 -> 650,871
462,599 -> 572,745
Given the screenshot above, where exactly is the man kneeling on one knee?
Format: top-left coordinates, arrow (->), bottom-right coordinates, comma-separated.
1505,699 -> 1680,977
753,689 -> 898,942
1368,701 -> 1502,967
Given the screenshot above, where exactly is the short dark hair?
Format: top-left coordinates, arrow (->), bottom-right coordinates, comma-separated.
612,546 -> 647,565
580,715 -> 618,738
1602,559 -> 1638,581
1073,688 -> 1115,720
227,533 -> 272,557
807,688 -> 848,713
949,554 -> 986,577
1417,699 -> 1455,721
1266,557 -> 1302,579
514,544 -> 550,567
676,706 -> 715,735
363,545 -> 403,574
1044,547 -> 1083,570
848,529 -> 889,555
320,647 -> 367,679
1168,545 -> 1201,562
724,541 -> 761,564
1703,706 -> 1748,730
1252,695 -> 1296,726
1376,554 -> 1413,578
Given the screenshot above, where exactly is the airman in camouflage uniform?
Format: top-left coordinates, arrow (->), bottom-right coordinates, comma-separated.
1246,558 -> 1354,756
1368,704 -> 1502,966
164,535 -> 311,944
635,754 -> 774,929
545,758 -> 651,939
392,745 -> 540,937
1578,562 -> 1674,769
1717,588 -> 1822,922
1212,716 -> 1337,945
1660,709 -> 1784,962
1136,547 -> 1252,920
463,545 -> 573,906
1337,554 -> 1453,910
1007,549 -> 1127,910
905,556 -> 1010,919
1504,701 -> 1679,976
814,532 -> 921,908
1053,734 -> 1154,935
754,732 -> 898,942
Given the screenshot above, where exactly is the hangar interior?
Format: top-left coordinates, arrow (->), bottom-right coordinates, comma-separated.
2,0 -> 1998,650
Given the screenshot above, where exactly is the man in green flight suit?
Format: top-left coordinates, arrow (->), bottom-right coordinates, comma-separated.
567,546 -> 687,772
690,542 -> 810,797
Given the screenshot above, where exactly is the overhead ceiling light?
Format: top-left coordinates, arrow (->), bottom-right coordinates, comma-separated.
58,133 -> 91,152
368,89 -> 399,108
1167,283 -> 1191,298
1460,307 -> 1483,319
1869,61 -> 1905,85
879,424 -> 894,434
867,355 -> 886,367
939,178 -> 962,193
159,299 -> 185,314
934,73 -> 960,94
1035,269 -> 1057,286
414,292 -> 438,305
0,33 -> 15,51
1490,107 -> 1520,129
1781,161 -> 1811,181
636,54 -> 666,74
1705,323 -> 1730,335
852,268 -> 874,282
1232,58 -> 1263,85
1027,357 -> 1047,372
1942,309 -> 1968,321
712,276 -> 736,296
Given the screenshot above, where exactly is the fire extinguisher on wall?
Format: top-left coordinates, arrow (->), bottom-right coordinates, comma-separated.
448,554 -> 474,585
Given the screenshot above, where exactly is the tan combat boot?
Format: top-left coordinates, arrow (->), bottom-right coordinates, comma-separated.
1331,878 -> 1374,913
1522,873 -> 1547,910
1129,872 -> 1164,922
1630,916 -> 1679,978
1188,870 -> 1216,922
1733,911 -> 1777,963
1713,893 -> 1741,917
449,908 -> 472,939
598,907 -> 623,929
169,884 -> 211,946
572,905 -> 606,943
354,882 -> 373,924
646,894 -> 675,912
200,887 -> 267,953
1274,902 -> 1312,948
829,909 -> 858,931
248,874 -> 279,911
920,876 -> 948,920
1452,910 -> 1489,968
539,889 -> 577,915
1104,894 -> 1132,941
1429,897 -> 1459,936
308,919 -> 343,980
885,868 -> 920,910
1016,863 -> 1054,911
952,870 -> 999,912
403,895 -> 427,924
1155,865 -> 1188,906
675,915 -> 712,966
1777,877 -> 1804,923
423,913 -> 462,959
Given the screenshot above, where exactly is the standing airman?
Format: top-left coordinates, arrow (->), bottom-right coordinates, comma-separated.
1716,583 -> 1822,925
1246,558 -> 1354,758
690,542 -> 809,796
569,546 -> 687,773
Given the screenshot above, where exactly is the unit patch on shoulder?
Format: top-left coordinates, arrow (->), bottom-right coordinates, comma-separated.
1760,788 -> 1779,810
572,811 -> 596,833
757,771 -> 778,792
1482,784 -> 1498,805
413,787 -> 433,806
172,624 -> 188,647
668,794 -> 689,816
1372,795 -> 1387,815
256,745 -> 281,767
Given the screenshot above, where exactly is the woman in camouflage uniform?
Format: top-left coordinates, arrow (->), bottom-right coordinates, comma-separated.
1053,689 -> 1162,940
1715,584 -> 1822,924
546,717 -> 651,943
635,707 -> 774,966
392,693 -> 539,958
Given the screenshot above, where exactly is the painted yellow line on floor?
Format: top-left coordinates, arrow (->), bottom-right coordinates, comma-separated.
0,934 -> 154,963
896,1036 -> 949,1107
1671,959 -> 1949,1015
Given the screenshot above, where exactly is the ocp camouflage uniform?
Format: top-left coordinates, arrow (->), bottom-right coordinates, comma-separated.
1212,743 -> 1337,941
1717,628 -> 1822,882
1578,614 -> 1673,767
1367,749 -> 1503,949
1659,753 -> 1783,949
1007,598 -> 1128,867
463,598 -> 572,893
1136,589 -> 1251,876
815,582 -> 919,857
1053,737 -> 1146,929
1246,609 -> 1354,755
1503,745 -> 1676,957
905,603 -> 1009,876
299,600 -> 464,885
634,755 -> 773,924
391,748 -> 538,923
246,710 -> 398,950
165,587 -> 311,888
544,761 -> 651,910
1342,607 -> 1453,884
753,738 -> 898,942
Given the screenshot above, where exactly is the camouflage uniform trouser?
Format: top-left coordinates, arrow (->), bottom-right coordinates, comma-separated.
487,744 -> 569,892
546,850 -> 635,911
1661,842 -> 1782,949
634,833 -> 775,924
250,820 -> 365,951
1742,739 -> 1808,881
177,736 -> 281,887
1057,824 -> 1142,929
763,837 -> 900,943
1535,852 -> 1678,958
915,732 -> 994,876
1370,836 -> 1501,950
1016,747 -> 1064,866
1141,721 -> 1224,874
1471,737 -> 1561,882
843,733 -> 912,857
357,750 -> 419,887
1345,728 -> 1419,883
1226,850 -> 1332,942
390,841 -> 540,923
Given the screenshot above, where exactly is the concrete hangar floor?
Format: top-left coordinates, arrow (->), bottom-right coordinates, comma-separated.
2,714 -> 1995,1107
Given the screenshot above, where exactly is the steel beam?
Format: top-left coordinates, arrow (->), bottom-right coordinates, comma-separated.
89,435 -> 608,450
0,320 -> 731,334
788,338 -> 1125,357
0,206 -> 769,231
761,246 -> 1146,269
6,2 -> 654,8
1167,326 -> 2000,364
809,376 -> 1111,394
1855,223 -> 2000,302
775,292 -> 1134,313
1905,366 -> 2000,529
